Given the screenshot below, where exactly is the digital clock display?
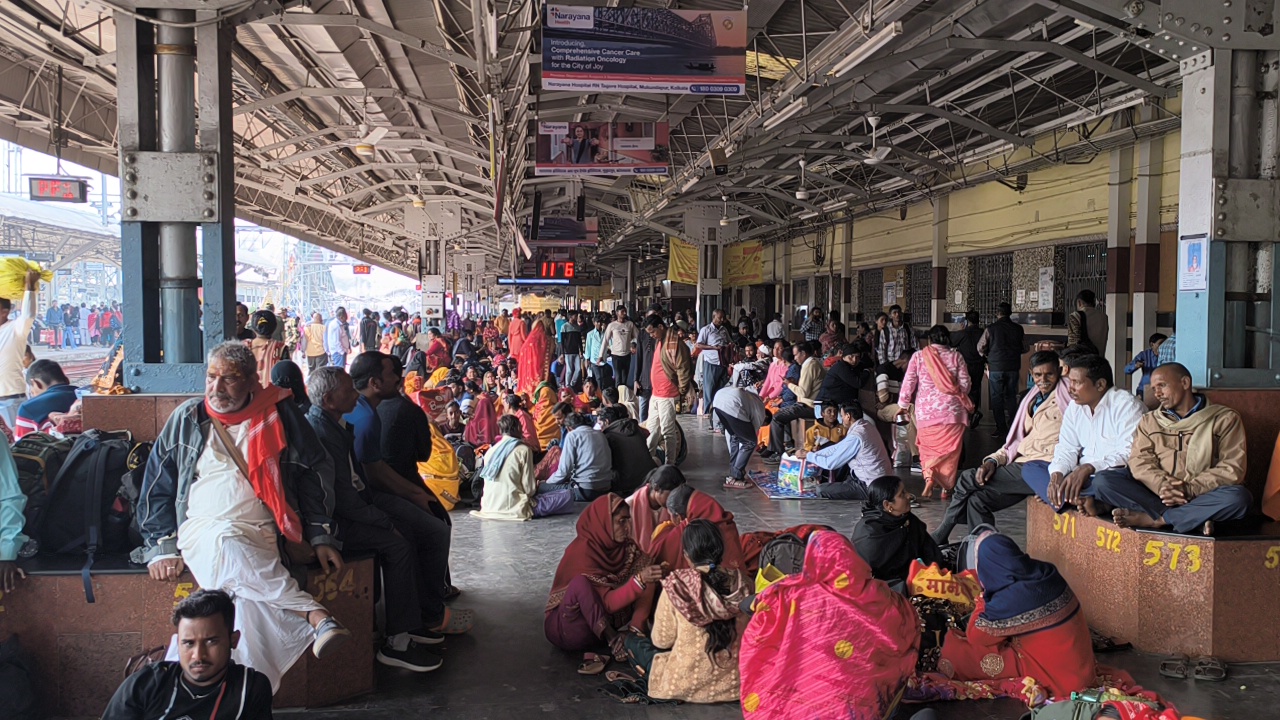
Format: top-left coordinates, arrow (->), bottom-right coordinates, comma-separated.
539,261 -> 575,279
28,176 -> 89,203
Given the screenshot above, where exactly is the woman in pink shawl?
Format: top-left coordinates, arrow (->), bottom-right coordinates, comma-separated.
508,308 -> 528,360
464,393 -> 500,447
758,341 -> 791,400
516,317 -> 553,398
739,531 -> 919,719
898,324 -> 972,500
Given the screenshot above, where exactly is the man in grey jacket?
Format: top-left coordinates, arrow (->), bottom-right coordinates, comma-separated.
538,412 -> 614,501
135,341 -> 347,690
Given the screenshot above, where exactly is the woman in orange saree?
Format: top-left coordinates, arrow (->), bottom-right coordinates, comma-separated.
739,531 -> 919,720
531,378 -> 563,450
517,318 -> 553,398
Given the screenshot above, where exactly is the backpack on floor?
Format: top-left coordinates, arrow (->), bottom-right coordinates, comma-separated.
12,432 -> 76,531
27,429 -> 136,602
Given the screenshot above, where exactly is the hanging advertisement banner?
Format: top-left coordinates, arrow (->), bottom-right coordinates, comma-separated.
668,236 -> 698,285
534,121 -> 671,176
723,241 -> 763,286
542,6 -> 747,95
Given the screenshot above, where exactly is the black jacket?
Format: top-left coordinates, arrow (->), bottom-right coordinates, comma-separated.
634,328 -> 657,393
307,405 -> 395,532
102,662 -> 272,720
952,325 -> 984,368
981,317 -> 1025,372
360,316 -> 379,350
815,360 -> 871,410
851,509 -> 942,589
603,419 -> 657,496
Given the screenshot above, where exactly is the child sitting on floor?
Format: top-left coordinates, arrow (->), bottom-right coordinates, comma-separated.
804,404 -> 847,452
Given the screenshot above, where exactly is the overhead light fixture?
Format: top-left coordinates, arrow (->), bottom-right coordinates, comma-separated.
354,143 -> 376,157
823,200 -> 848,212
831,21 -> 903,78
798,210 -> 819,220
413,196 -> 426,208
763,96 -> 808,130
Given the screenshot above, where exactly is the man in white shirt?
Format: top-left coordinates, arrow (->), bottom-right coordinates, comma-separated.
695,309 -> 733,432
598,307 -> 637,385
325,306 -> 352,368
1020,354 -> 1145,513
766,313 -> 784,343
0,270 -> 40,429
712,386 -> 770,489
796,404 -> 892,501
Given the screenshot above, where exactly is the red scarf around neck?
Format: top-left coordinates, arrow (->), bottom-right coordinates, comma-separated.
204,386 -> 303,543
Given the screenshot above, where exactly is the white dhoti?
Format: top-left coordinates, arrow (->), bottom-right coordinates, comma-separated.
167,418 -> 324,692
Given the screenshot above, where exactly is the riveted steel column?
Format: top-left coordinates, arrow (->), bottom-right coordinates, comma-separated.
196,11 -> 237,350
931,196 -> 949,325
156,9 -> 201,363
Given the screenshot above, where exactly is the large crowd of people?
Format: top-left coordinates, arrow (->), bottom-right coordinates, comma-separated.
0,291 -> 1221,719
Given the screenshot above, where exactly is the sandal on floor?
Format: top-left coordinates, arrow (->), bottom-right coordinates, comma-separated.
724,477 -> 752,490
1192,656 -> 1228,682
578,652 -> 609,675
430,607 -> 475,635
1158,655 -> 1189,679
606,670 -> 637,683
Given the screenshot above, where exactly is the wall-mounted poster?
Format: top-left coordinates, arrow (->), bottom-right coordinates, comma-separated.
723,241 -> 764,286
668,236 -> 698,286
1038,266 -> 1054,310
542,6 -> 747,95
534,121 -> 670,176
882,282 -> 897,307
1179,234 -> 1208,292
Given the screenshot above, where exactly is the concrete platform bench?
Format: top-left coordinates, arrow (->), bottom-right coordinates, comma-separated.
0,553 -> 376,715
1026,500 -> 1280,662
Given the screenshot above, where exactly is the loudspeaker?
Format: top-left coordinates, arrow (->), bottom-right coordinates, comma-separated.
710,147 -> 728,176
576,194 -> 586,221
531,191 -> 542,241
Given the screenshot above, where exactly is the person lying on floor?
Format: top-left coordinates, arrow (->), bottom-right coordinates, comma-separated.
538,411 -> 614,501
939,532 -> 1095,699
739,531 -> 920,720
794,403 -> 892,501
712,385 -> 771,490
1104,363 -> 1250,534
545,494 -> 663,674
851,475 -> 942,592
1020,354 -> 1145,513
621,520 -> 749,704
933,350 -> 1069,543
649,485 -> 746,578
627,465 -> 686,555
599,405 -> 656,497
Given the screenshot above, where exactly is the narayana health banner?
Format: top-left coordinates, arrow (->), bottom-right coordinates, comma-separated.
534,121 -> 670,176
542,6 -> 747,95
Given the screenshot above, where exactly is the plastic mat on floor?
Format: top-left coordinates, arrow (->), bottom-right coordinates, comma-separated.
747,470 -> 819,500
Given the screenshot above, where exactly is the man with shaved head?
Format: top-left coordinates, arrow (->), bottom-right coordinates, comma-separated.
1101,362 -> 1251,534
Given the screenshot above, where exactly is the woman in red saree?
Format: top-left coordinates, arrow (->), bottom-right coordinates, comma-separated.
508,308 -> 528,360
649,485 -> 745,579
545,494 -> 661,673
516,316 -> 553,398
938,533 -> 1094,699
898,325 -> 973,499
626,465 -> 684,554
739,531 -> 919,719
464,393 -> 500,447
423,327 -> 451,372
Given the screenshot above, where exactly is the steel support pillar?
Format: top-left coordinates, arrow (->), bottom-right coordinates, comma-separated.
626,256 -> 636,311
931,196 -> 949,325
1131,119 -> 1163,393
1104,144 -> 1133,373
117,9 -> 238,391
840,219 -> 853,326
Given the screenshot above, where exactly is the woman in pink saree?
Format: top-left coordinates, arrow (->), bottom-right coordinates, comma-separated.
508,308 -> 528,360
739,531 -> 919,720
898,324 -> 973,500
516,317 -> 553,398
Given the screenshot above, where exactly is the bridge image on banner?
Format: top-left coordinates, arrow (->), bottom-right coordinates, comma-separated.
534,120 -> 670,176
542,6 -> 747,95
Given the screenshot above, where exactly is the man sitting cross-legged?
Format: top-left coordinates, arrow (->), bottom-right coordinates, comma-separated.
794,403 -> 892,501
137,341 -> 348,691
305,367 -> 446,672
1020,354 -> 1146,514
933,351 -> 1069,542
103,589 -> 273,720
1103,363 -> 1251,534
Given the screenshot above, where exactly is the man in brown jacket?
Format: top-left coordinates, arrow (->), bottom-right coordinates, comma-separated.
643,314 -> 692,464
1102,363 -> 1250,534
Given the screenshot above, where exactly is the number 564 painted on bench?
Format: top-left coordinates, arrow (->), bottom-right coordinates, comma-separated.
1143,539 -> 1202,573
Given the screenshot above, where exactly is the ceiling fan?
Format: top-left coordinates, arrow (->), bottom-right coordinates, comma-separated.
795,160 -> 810,200
858,115 -> 894,166
340,96 -> 390,157
719,195 -> 750,226
404,170 -> 426,207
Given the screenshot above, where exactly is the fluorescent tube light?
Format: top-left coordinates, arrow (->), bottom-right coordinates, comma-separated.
823,200 -> 848,212
763,97 -> 808,130
798,210 -> 819,220
832,22 -> 903,78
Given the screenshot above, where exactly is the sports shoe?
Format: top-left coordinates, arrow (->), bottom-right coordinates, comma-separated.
377,642 -> 444,672
407,627 -> 445,645
762,453 -> 782,465
312,616 -> 351,659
